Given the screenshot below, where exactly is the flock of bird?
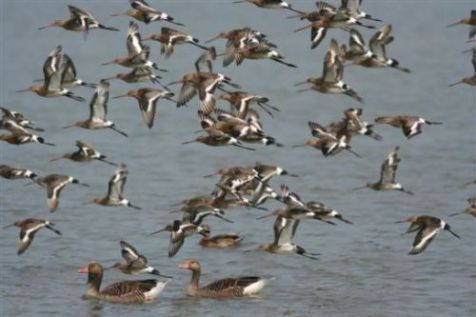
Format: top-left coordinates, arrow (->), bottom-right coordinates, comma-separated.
2,0 -> 475,305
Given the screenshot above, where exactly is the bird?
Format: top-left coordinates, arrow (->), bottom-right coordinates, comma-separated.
78,262 -> 170,303
84,163 -> 141,210
143,27 -> 208,58
233,0 -> 302,13
34,174 -> 89,212
63,79 -> 128,137
181,205 -> 234,226
396,216 -> 461,255
50,140 -> 116,165
374,115 -> 442,139
356,146 -> 413,195
105,66 -> 165,87
4,218 -> 61,255
294,121 -> 361,158
178,259 -> 272,297
0,119 -> 55,146
447,10 -> 476,39
38,5 -> 119,33
449,197 -> 476,217
252,215 -> 320,260
0,165 -> 37,180
113,88 -> 175,128
295,39 -> 363,103
198,231 -> 244,248
17,45 -> 85,102
1,107 -> 44,132
343,108 -> 382,141
115,0 -> 184,25
111,241 -> 172,278
449,47 -> 476,87
150,220 -> 210,257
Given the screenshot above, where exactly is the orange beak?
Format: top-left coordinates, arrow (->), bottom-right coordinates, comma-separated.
177,262 -> 189,269
77,265 -> 89,273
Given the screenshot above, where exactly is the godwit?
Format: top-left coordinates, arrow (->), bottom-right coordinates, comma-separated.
199,231 -> 244,248
396,216 -> 460,255
17,46 -> 85,102
111,241 -> 172,277
233,0 -> 302,13
306,201 -> 353,224
344,108 -> 382,140
3,219 -> 61,255
151,220 -> 210,257
167,72 -> 240,108
447,10 -> 476,39
101,22 -> 163,71
50,140 -> 116,165
228,39 -> 297,68
254,162 -> 299,181
0,165 -> 37,180
295,39 -> 364,103
449,197 -> 476,217
182,127 -> 255,151
374,115 -> 442,139
34,174 -> 89,212
449,47 -> 476,87
294,121 -> 360,158
364,24 -> 411,73
38,5 -> 119,33
218,91 -> 279,118
181,205 -> 234,225
78,262 -> 170,303
1,107 -> 43,132
144,27 -> 208,58
253,216 -> 320,260
85,163 -> 141,210
114,0 -> 184,25
178,259 -> 272,297
113,88 -> 174,128
64,80 -> 128,137
206,27 -> 266,46
105,66 -> 165,87
194,47 -> 218,73
357,146 -> 413,195
337,0 -> 382,23
0,119 -> 55,146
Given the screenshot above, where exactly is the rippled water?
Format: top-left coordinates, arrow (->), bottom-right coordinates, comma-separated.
1,1 -> 475,316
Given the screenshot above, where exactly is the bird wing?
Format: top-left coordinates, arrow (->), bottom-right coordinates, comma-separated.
127,22 -> 143,56
168,231 -> 185,257
100,279 -> 158,296
107,165 -> 127,200
177,81 -> 197,106
42,45 -> 62,81
89,82 -> 109,121
202,277 -> 261,292
380,146 -> 400,184
61,54 -> 78,83
409,224 -> 439,255
120,240 -> 141,263
130,0 -> 158,14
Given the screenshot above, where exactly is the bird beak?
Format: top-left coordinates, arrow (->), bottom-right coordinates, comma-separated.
448,80 -> 463,87
177,262 -> 189,269
16,88 -> 31,93
38,22 -> 56,30
112,94 -> 129,99
294,24 -> 312,32
204,34 -> 222,44
215,214 -> 234,223
77,265 -> 89,273
256,211 -> 276,220
182,139 -> 197,145
294,81 -> 308,87
150,227 -> 167,235
394,220 -> 407,224
3,223 -> 15,229
101,61 -> 115,66
447,229 -> 461,239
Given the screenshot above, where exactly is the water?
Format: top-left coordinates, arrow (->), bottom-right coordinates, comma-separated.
1,1 -> 475,316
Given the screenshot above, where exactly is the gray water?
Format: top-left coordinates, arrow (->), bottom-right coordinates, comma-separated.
1,0 -> 475,316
